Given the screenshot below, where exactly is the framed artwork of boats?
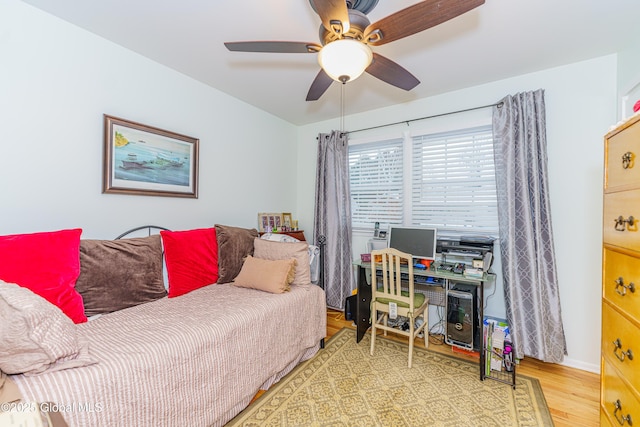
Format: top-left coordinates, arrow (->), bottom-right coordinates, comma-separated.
103,115 -> 199,198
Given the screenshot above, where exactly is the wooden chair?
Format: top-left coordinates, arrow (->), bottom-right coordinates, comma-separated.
370,248 -> 429,368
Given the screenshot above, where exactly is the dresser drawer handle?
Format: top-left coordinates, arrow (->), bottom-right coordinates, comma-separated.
622,151 -> 634,169
613,338 -> 634,362
615,277 -> 636,296
613,399 -> 633,426
614,215 -> 636,231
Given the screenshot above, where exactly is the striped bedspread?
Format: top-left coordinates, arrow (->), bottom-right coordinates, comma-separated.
12,283 -> 326,427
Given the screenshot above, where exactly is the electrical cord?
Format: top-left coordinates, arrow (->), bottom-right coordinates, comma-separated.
484,281 -> 497,307
428,305 -> 446,345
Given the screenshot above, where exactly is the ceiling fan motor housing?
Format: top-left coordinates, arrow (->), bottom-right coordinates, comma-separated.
319,9 -> 370,45
309,0 -> 379,15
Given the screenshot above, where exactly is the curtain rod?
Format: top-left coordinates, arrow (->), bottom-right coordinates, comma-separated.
345,101 -> 503,135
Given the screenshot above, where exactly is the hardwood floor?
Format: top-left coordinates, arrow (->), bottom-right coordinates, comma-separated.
326,308 -> 600,427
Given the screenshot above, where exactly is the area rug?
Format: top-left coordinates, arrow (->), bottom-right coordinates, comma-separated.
228,328 -> 553,427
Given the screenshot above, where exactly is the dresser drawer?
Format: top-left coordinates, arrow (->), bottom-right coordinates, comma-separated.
602,302 -> 639,387
603,189 -> 640,250
600,408 -> 614,427
601,357 -> 639,426
603,248 -> 640,324
606,115 -> 640,192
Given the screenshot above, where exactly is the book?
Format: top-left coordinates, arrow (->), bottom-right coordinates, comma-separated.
491,328 -> 505,372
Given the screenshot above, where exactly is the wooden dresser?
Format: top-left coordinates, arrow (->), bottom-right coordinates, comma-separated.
602,113 -> 640,426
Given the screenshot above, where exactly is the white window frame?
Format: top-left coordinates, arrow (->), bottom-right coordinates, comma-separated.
348,111 -> 498,238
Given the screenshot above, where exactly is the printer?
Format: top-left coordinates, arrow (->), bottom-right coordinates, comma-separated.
437,235 -> 495,271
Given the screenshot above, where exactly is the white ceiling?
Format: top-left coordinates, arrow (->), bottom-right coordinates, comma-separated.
22,0 -> 640,126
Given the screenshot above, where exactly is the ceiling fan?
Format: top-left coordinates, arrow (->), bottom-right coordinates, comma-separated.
225,0 -> 485,101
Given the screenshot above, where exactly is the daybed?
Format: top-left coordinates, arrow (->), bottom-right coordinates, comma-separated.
0,224 -> 326,427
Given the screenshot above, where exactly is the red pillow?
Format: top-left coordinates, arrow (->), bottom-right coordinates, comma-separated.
0,228 -> 87,323
161,228 -> 219,298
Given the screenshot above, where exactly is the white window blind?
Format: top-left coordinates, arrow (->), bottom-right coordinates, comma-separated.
411,125 -> 498,235
349,138 -> 404,229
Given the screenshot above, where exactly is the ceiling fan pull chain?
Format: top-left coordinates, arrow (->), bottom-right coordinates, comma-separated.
341,81 -> 345,132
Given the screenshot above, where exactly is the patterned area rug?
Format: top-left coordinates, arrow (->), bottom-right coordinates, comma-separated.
228,328 -> 553,426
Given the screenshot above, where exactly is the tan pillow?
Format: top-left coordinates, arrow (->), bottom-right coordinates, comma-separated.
233,256 -> 296,294
253,238 -> 311,285
0,281 -> 96,375
215,224 -> 259,283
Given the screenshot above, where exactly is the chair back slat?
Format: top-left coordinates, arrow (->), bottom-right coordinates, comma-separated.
371,247 -> 413,310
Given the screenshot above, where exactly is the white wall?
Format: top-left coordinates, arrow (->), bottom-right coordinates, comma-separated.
297,55 -> 618,372
0,0 -> 298,239
617,39 -> 640,120
2,0 -> 624,373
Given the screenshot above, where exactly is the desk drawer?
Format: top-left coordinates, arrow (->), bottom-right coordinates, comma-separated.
602,302 -> 639,388
601,357 -> 639,426
603,189 -> 640,250
606,116 -> 640,191
603,248 -> 640,324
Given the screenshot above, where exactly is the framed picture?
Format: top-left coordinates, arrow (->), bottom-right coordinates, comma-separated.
282,213 -> 292,229
258,212 -> 284,233
103,115 -> 199,198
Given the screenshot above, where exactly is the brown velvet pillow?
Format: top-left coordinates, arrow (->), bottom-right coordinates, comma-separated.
75,235 -> 166,316
215,224 -> 259,283
233,256 -> 296,294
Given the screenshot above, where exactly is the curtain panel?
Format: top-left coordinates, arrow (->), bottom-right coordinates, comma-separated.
314,130 -> 353,310
492,89 -> 567,363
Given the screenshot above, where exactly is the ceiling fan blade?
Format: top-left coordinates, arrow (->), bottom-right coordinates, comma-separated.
306,69 -> 334,101
224,41 -> 321,53
309,0 -> 350,35
366,53 -> 420,91
364,0 -> 484,46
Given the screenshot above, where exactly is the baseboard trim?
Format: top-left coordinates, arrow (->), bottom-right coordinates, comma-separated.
560,356 -> 599,374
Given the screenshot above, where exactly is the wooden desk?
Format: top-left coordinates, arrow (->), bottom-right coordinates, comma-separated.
354,260 -> 495,381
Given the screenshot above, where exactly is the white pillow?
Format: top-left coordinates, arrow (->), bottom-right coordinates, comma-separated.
260,232 -> 300,243
0,281 -> 97,375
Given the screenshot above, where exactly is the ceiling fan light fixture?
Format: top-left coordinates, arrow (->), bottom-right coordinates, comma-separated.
318,39 -> 372,83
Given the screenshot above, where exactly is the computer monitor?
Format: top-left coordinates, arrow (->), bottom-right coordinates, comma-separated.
388,226 -> 438,261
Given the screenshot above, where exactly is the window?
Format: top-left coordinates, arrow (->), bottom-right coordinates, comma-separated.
349,137 -> 404,227
349,125 -> 498,236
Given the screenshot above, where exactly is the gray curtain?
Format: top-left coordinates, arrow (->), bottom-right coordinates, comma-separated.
314,130 -> 353,310
492,89 -> 567,363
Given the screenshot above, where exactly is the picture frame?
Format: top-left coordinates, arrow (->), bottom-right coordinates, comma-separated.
282,213 -> 293,229
103,115 -> 199,198
258,212 -> 284,233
